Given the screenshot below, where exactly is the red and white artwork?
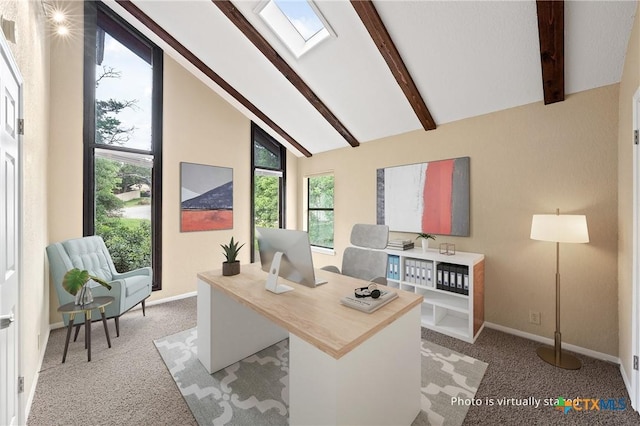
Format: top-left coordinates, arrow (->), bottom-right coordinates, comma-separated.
376,157 -> 470,236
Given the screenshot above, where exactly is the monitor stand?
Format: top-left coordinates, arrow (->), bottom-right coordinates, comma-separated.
265,252 -> 294,294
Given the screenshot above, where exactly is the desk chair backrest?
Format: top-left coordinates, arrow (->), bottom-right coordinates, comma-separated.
341,224 -> 389,284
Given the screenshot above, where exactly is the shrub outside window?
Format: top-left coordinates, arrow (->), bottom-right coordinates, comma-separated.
308,175 -> 334,249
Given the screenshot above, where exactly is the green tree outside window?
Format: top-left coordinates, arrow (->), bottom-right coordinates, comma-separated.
308,175 -> 334,249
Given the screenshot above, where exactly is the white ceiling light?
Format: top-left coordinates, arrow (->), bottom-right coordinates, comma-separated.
52,10 -> 66,23
56,25 -> 69,36
42,2 -> 72,37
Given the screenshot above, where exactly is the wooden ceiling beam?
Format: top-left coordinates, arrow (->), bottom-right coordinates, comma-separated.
351,0 -> 436,131
212,0 -> 360,148
536,0 -> 565,105
114,0 -> 313,157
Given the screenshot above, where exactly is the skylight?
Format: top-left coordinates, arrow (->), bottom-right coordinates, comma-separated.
256,0 -> 334,58
274,0 -> 323,41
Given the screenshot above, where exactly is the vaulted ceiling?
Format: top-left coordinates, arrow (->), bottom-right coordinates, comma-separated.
106,0 -> 638,157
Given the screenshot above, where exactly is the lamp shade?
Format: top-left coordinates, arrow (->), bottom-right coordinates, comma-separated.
530,214 -> 589,243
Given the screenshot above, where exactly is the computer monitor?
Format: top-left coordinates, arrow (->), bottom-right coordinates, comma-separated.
256,227 -> 327,294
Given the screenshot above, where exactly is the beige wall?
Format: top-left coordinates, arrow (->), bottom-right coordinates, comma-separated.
160,56 -> 252,300
47,0 -> 84,319
298,85 -> 620,356
0,0 -> 51,420
47,2 -> 294,317
285,149 -> 298,229
618,0 -> 640,386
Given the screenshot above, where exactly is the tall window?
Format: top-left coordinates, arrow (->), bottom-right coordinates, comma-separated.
251,123 -> 286,262
84,2 -> 163,289
308,174 -> 334,249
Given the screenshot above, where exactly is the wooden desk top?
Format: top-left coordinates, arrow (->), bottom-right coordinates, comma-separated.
198,263 -> 423,359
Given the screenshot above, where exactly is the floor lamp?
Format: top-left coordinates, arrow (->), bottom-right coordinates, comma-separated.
530,208 -> 589,370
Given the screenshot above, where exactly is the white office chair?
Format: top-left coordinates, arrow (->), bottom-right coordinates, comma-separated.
322,224 -> 389,285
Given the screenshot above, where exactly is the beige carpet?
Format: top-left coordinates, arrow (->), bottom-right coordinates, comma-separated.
422,327 -> 640,425
28,297 -> 198,426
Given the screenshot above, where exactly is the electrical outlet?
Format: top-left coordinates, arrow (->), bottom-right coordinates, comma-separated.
529,310 -> 541,325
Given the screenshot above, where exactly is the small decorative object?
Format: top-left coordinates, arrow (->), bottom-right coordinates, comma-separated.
221,236 -> 244,276
416,233 -> 436,251
439,243 -> 456,255
62,268 -> 112,307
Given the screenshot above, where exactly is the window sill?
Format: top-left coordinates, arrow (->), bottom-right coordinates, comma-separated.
311,246 -> 335,256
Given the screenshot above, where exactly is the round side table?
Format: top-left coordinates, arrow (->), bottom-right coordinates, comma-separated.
57,296 -> 114,363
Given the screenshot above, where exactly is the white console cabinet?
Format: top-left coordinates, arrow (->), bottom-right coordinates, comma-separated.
384,247 -> 485,343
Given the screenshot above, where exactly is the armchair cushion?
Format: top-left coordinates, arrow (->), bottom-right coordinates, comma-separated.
124,274 -> 151,297
62,237 -> 114,282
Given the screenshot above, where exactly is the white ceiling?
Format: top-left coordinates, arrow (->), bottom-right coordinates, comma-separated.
106,0 -> 638,157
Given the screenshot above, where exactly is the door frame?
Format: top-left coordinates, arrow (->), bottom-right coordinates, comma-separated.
632,87 -> 640,411
0,26 -> 23,425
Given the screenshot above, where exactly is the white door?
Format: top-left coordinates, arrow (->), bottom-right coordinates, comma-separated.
0,31 -> 21,426
632,87 -> 640,412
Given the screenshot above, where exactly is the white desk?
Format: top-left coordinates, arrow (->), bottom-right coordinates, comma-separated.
197,263 -> 423,425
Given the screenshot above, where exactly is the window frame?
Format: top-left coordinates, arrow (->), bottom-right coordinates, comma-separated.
83,1 -> 163,290
306,173 -> 335,250
250,123 -> 287,263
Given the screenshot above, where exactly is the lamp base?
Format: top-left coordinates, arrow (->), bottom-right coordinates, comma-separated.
536,346 -> 582,370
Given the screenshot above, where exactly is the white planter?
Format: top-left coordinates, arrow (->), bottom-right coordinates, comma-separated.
421,239 -> 429,251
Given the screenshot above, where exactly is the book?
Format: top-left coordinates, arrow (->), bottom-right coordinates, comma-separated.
340,289 -> 399,313
387,255 -> 400,280
387,239 -> 415,250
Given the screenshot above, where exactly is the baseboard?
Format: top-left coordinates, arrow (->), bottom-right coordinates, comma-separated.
484,322 -> 620,364
49,291 -> 198,330
620,363 -> 635,411
24,327 -> 51,423
145,291 -> 197,307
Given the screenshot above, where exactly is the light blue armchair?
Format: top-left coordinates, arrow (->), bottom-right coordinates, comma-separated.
46,235 -> 152,336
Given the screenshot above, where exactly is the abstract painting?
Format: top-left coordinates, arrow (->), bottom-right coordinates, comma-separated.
180,162 -> 233,232
376,157 -> 470,236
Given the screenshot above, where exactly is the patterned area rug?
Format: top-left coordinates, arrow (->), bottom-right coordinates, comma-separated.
154,328 -> 487,426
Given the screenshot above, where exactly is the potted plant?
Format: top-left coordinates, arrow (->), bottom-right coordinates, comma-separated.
221,236 -> 245,276
416,233 -> 436,251
63,268 -> 112,307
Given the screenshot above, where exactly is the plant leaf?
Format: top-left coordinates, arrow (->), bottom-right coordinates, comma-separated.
416,233 -> 436,240
62,268 -> 112,295
90,275 -> 112,291
221,237 -> 244,262
62,268 -> 90,296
